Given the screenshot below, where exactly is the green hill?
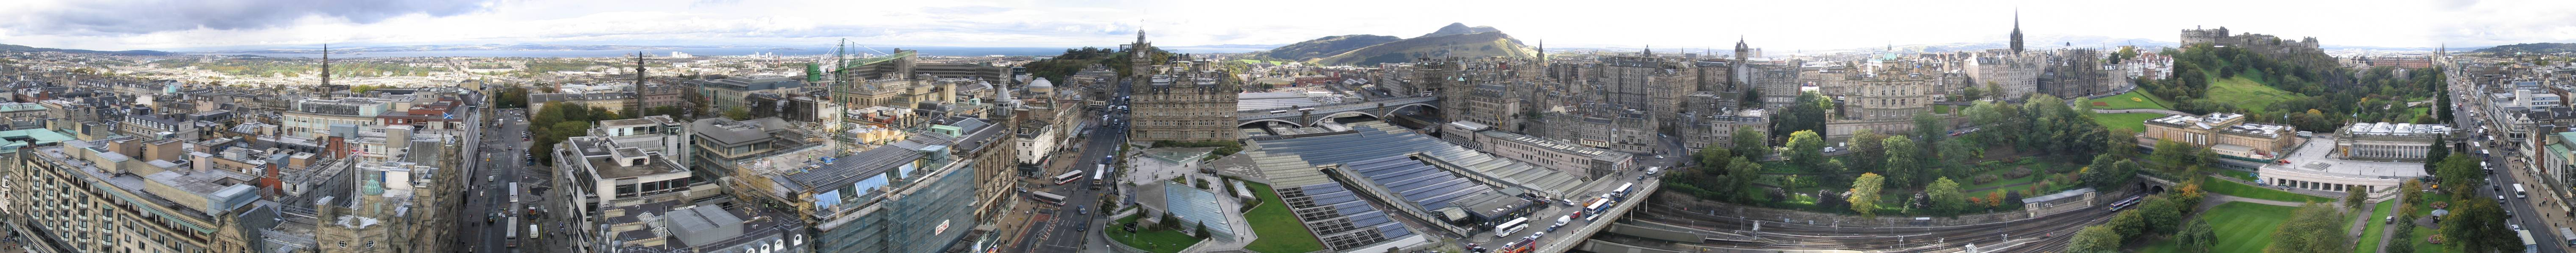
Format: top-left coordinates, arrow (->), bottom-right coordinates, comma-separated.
1311,31 -> 1534,66
1253,34 -> 1400,61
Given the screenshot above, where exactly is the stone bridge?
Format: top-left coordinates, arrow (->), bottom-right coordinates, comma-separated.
1234,96 -> 1438,128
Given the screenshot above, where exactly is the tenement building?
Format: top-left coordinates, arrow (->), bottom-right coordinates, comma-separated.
2331,122 -> 2452,161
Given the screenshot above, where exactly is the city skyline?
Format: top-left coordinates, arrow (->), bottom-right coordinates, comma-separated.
3,0 -> 2572,52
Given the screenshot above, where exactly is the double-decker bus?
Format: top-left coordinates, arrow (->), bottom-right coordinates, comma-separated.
1029,191 -> 1067,206
1053,170 -> 1085,185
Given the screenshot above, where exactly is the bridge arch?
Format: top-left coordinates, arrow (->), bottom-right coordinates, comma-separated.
1238,119 -> 1303,128
1313,111 -> 1381,125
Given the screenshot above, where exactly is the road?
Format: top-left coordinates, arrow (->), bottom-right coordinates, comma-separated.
455,107 -> 534,253
1013,78 -> 1134,253
2453,68 -> 2567,253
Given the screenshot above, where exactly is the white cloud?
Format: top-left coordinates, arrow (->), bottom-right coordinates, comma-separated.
0,0 -> 2567,51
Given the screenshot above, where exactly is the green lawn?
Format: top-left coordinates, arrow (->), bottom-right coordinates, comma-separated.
2208,76 -> 2307,112
2089,91 -> 2175,110
2403,193 -> 2455,253
1935,104 -> 1955,114
1241,182 -> 1327,253
2139,202 -> 2304,252
2203,175 -> 2334,203
2093,113 -> 2167,133
1109,214 -> 1206,253
2358,200 -> 2396,253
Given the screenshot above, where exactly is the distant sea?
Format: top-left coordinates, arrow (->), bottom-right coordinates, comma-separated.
224,46 -> 1268,58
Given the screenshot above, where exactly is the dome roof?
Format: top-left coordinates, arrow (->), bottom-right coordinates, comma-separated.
1028,78 -> 1055,89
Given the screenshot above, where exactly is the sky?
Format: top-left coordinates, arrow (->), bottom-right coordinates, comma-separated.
1,0 -> 2570,52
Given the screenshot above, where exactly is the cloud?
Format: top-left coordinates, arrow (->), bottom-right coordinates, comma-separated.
5,0 -> 492,35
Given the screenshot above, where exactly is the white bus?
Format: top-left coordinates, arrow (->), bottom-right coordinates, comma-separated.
2519,229 -> 2537,253
1612,183 -> 1636,200
1054,170 -> 1086,185
2515,184 -> 2528,198
1493,217 -> 1531,237
1582,198 -> 1611,221
505,217 -> 520,247
1090,165 -> 1108,190
1029,191 -> 1067,206
508,182 -> 520,203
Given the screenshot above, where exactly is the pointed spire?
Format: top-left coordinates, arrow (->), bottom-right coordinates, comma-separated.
320,43 -> 331,88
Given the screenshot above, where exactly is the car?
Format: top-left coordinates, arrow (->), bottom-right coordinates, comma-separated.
2512,224 -> 2523,231
2385,215 -> 2395,224
2500,195 -> 2509,203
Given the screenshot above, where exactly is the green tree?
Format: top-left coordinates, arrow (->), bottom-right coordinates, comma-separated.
1925,177 -> 1965,212
1849,173 -> 1886,217
2425,137 -> 2450,175
2177,217 -> 2218,253
2387,223 -> 2417,253
1881,136 -> 1920,188
2436,154 -> 2483,194
2109,209 -> 2147,237
722,107 -> 753,120
2444,199 -> 2523,253
1731,126 -> 1768,158
1912,111 -> 1945,143
1725,157 -> 1762,202
2268,202 -> 2353,253
1194,221 -> 1210,239
1960,85 -> 1984,101
2066,225 -> 2123,253
1849,130 -> 1889,174
1774,92 -> 1833,141
1787,130 -> 1829,177
2400,179 -> 2426,220
2344,186 -> 2368,209
2138,195 -> 2183,235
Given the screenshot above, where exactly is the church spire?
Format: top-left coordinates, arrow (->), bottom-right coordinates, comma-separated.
320,43 -> 331,89
2009,9 -> 2026,53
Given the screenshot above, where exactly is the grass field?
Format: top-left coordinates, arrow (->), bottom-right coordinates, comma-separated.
2208,76 -> 2307,111
2137,202 -> 2304,252
1935,104 -> 1955,114
2403,193 -> 2455,252
1109,214 -> 1206,253
2093,113 -> 2167,133
2089,91 -> 2175,110
2357,200 -> 2396,253
1241,182 -> 1327,253
2203,175 -> 2334,203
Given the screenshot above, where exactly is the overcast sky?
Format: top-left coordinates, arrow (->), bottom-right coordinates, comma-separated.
2,0 -> 2570,51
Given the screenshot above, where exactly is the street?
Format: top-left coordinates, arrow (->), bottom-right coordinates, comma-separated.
1012,79 -> 1134,253
455,107 -> 537,253
2452,65 -> 2567,252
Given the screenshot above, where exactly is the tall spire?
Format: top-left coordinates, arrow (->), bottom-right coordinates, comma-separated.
2009,9 -> 2026,53
320,43 -> 331,89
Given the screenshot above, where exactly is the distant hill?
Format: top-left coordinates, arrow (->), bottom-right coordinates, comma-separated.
1252,34 -> 1401,61
2473,43 -> 2576,55
1418,23 -> 1501,39
0,44 -> 175,56
1314,30 -> 1534,66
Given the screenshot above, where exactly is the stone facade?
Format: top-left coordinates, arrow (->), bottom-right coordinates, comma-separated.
2138,113 -> 2300,159
1126,32 -> 1241,142
2331,122 -> 2452,161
